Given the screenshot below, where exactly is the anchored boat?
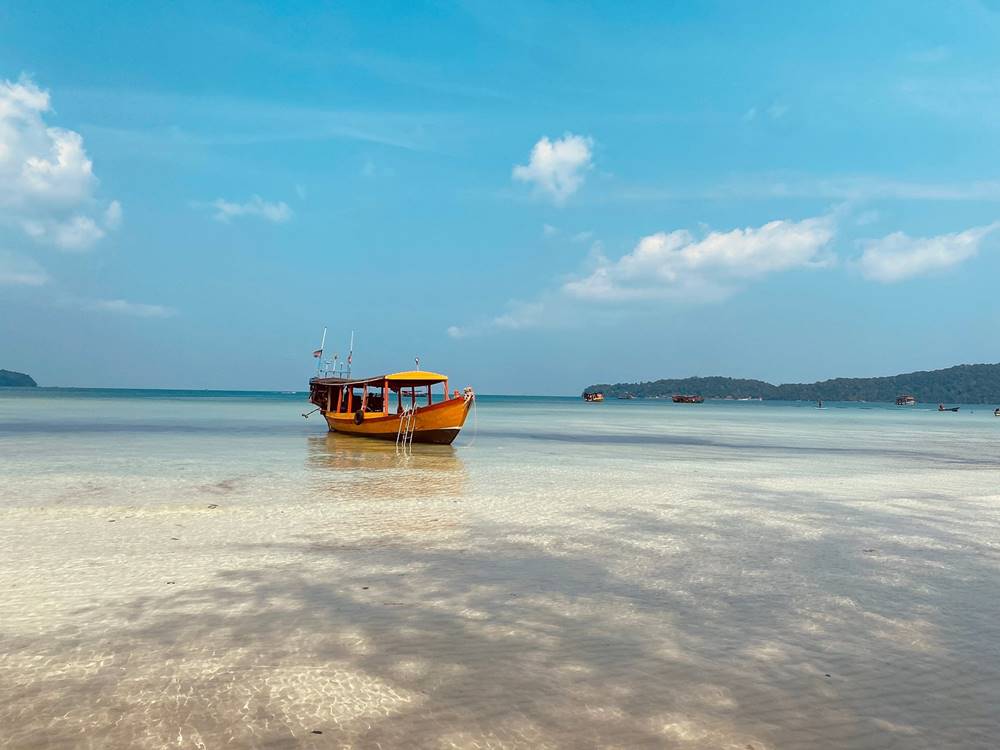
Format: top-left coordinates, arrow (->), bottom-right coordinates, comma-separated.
672,394 -> 704,404
309,371 -> 474,445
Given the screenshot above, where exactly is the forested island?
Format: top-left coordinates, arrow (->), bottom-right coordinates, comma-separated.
585,363 -> 1000,404
0,369 -> 37,387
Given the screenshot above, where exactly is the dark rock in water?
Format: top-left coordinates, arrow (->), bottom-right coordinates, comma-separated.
311,730 -> 323,734
0,369 -> 37,387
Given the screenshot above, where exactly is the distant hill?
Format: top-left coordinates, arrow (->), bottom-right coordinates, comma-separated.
585,363 -> 1000,404
0,369 -> 38,387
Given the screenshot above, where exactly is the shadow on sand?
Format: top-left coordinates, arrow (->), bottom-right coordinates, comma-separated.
4,481 -> 1000,749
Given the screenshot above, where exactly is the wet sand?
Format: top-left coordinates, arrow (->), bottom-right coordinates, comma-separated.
2,393 -> 999,748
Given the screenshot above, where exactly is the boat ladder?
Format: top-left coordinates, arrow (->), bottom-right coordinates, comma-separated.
396,406 -> 417,451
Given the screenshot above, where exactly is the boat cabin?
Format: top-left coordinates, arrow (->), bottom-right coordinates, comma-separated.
310,370 -> 455,416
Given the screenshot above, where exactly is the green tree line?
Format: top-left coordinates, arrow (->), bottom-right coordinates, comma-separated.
585,363 -> 1000,403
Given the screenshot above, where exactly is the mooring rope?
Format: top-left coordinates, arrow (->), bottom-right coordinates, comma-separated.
464,396 -> 478,447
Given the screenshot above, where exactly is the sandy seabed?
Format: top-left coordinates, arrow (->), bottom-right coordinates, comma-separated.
2,395 -> 999,749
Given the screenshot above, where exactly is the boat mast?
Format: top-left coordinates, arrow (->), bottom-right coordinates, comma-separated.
347,330 -> 354,379
316,326 -> 327,375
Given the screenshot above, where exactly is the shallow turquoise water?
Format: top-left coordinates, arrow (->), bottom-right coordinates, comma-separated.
1,388 -> 999,748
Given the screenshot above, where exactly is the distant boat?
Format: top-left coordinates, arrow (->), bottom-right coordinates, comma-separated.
617,393 -> 635,400
938,404 -> 960,412
583,391 -> 605,402
672,394 -> 704,404
994,408 -> 999,417
896,395 -> 916,406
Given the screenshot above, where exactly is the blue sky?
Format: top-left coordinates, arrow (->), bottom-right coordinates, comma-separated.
2,1 -> 999,393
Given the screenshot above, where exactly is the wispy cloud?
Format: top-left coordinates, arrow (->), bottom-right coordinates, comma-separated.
897,75 -> 1000,121
0,75 -> 121,251
448,300 -> 548,339
360,158 -> 394,179
767,103 -> 789,120
87,298 -> 176,318
206,195 -> 292,224
906,46 -> 950,64
74,87 -> 444,154
609,175 -> 1000,203
0,251 -> 49,286
513,133 -> 594,204
743,102 -> 789,122
857,222 -> 999,282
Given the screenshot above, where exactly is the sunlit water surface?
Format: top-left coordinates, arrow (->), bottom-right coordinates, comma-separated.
2,388 -> 999,749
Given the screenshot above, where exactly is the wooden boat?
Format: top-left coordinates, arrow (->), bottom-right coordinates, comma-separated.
672,394 -> 704,404
896,395 -> 916,406
938,404 -> 959,412
583,391 -> 605,402
308,370 -> 474,445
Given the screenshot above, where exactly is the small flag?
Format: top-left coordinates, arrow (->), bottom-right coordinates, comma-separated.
312,349 -> 322,358
347,352 -> 352,365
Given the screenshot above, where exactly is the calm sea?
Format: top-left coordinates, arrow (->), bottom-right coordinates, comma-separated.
2,387 -> 999,748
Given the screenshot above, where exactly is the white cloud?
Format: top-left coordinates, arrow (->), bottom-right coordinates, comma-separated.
447,300 -> 547,339
542,223 -> 559,237
88,298 -> 176,318
448,216 -> 836,338
0,75 -> 120,249
857,223 -> 998,282
104,200 -> 122,229
564,216 -> 835,302
0,251 -> 48,286
512,133 -> 593,204
22,214 -> 106,251
492,301 -> 545,330
208,195 -> 292,223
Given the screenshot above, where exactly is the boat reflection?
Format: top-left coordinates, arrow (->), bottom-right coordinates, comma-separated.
306,432 -> 466,499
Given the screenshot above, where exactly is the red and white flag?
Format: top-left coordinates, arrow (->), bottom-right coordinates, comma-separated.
312,349 -> 323,358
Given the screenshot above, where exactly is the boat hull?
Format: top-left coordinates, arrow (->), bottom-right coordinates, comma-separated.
323,396 -> 472,445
